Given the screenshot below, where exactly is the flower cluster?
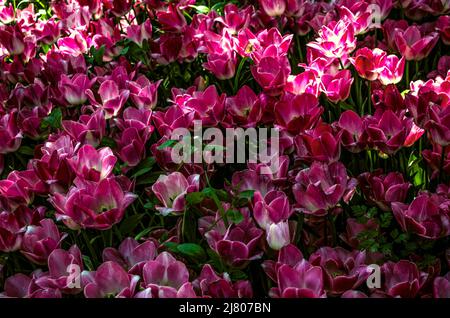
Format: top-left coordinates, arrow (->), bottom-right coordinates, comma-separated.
0,0 -> 450,298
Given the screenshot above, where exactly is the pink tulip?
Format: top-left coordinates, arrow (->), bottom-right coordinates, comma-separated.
0,271 -> 61,298
32,135 -> 76,193
83,261 -> 139,298
253,190 -> 292,229
321,69 -> 354,102
215,4 -> 252,34
259,0 -> 286,17
266,222 -> 290,250
128,75 -> 160,109
378,54 -> 405,85
68,144 -> 116,182
202,30 -> 237,80
309,247 -> 368,295
433,273 -> 450,298
103,238 -> 157,275
21,219 -> 66,265
86,80 -> 130,119
394,25 -> 439,61
307,20 -> 356,60
351,48 -> 386,81
206,220 -> 263,267
0,25 -> 25,55
336,110 -> 367,153
271,259 -> 326,298
0,4 -> 14,24
62,110 -> 106,147
366,110 -> 418,155
0,112 -> 22,155
391,193 -> 450,239
156,3 -> 187,33
293,161 -> 356,216
275,93 -> 323,134
382,260 -> 427,298
225,85 -> 262,128
58,74 -> 95,106
127,19 -> 152,47
176,85 -> 225,126
35,245 -> 84,294
50,178 -> 137,230
152,172 -> 200,216
251,55 -> 291,96
294,122 -> 341,163
136,252 -> 195,298
358,171 -> 411,211
193,264 -> 253,298
437,15 -> 450,45
153,105 -> 194,137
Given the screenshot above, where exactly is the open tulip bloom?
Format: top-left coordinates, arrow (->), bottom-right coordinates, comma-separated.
1,0 -> 450,301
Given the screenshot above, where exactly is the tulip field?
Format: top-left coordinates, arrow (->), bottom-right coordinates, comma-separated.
0,0 -> 450,299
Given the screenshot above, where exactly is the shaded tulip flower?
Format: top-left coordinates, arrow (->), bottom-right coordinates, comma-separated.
391,194 -> 450,239
35,245 -> 83,294
270,259 -> 326,298
207,220 -> 263,267
58,74 -> 95,106
225,85 -> 262,128
0,211 -> 25,252
336,110 -> 367,153
422,144 -> 450,179
0,112 -> 22,155
433,273 -> 450,298
0,170 -> 47,210
275,93 -> 323,135
21,219 -> 66,265
0,271 -> 61,298
382,260 -> 427,298
437,15 -> 450,45
50,178 -> 137,230
424,103 -> 450,146
152,172 -> 200,216
193,264 -> 253,298
68,145 -> 117,182
103,238 -> 157,275
341,218 -> 379,249
62,110 -> 106,147
83,261 -> 139,298
136,252 -> 195,298
309,247 -> 368,295
366,110 -> 420,155
293,161 -> 356,216
358,171 -> 411,211
32,135 -> 75,193
394,26 -> 439,61
294,123 -> 341,163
